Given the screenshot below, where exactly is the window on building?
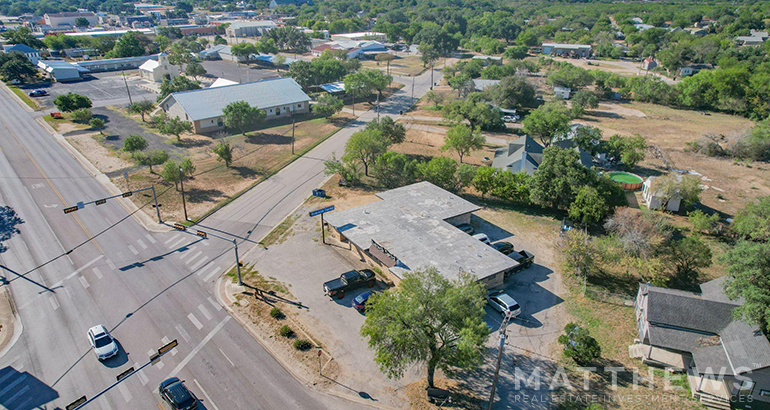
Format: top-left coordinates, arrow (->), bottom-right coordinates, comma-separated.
297,103 -> 302,108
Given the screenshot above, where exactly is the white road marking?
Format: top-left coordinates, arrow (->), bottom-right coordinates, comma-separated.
198,304 -> 212,321
203,267 -> 221,282
184,251 -> 202,264
145,234 -> 157,244
189,256 -> 209,271
137,368 -> 149,386
79,276 -> 90,289
156,361 -> 165,370
93,267 -> 103,279
164,234 -> 180,245
30,183 -> 45,189
175,324 -> 191,343
162,337 -> 177,356
188,313 -> 203,330
105,217 -> 111,225
201,240 -> 210,246
137,239 -> 148,249
118,383 -> 132,403
128,245 -> 138,255
52,255 -> 104,287
199,265 -> 219,277
167,237 -> 186,249
100,395 -> 113,410
208,296 -> 222,312
117,252 -> 124,259
193,379 -> 221,410
168,316 -> 231,378
106,259 -> 116,271
219,349 -> 235,367
49,296 -> 59,311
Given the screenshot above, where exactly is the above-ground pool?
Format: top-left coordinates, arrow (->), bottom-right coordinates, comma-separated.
608,171 -> 644,190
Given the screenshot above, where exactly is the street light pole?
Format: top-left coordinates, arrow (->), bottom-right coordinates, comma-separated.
151,184 -> 161,223
233,239 -> 242,285
291,117 -> 295,155
179,167 -> 188,221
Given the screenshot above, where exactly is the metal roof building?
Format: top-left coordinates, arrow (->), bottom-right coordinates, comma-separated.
159,77 -> 311,133
324,182 -> 519,288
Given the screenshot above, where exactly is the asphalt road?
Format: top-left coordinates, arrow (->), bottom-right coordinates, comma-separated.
0,66 -> 441,410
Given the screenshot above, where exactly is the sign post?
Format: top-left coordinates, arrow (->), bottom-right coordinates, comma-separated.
309,205 -> 335,245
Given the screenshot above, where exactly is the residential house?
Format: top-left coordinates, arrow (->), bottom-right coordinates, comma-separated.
269,0 -> 314,8
2,44 -> 41,65
159,77 -> 311,134
679,64 -> 713,77
634,279 -> 770,410
472,55 -> 503,66
642,176 -> 681,212
472,79 -> 500,92
198,45 -> 230,60
209,78 -> 238,88
553,86 -> 571,99
44,11 -> 98,27
540,43 -> 592,58
642,57 -> 657,71
736,30 -> 769,46
492,135 -> 593,176
139,53 -> 180,82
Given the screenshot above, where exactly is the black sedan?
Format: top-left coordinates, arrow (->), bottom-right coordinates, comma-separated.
159,377 -> 198,410
28,89 -> 48,97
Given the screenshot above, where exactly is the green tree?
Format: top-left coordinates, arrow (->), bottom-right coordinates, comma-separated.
484,75 -> 535,110
1,27 -> 45,48
89,118 -> 105,131
522,102 -> 573,147
155,35 -> 172,52
731,197 -> 770,242
53,93 -> 92,112
212,140 -> 234,167
213,35 -> 227,46
720,241 -> 770,333
688,210 -> 720,235
371,151 -> 419,189
374,52 -> 395,74
425,90 -> 443,109
568,186 -> 609,226
0,52 -> 36,83
158,117 -> 193,142
106,31 -> 146,58
491,170 -> 530,203
441,95 -> 504,131
161,160 -> 182,190
529,146 -> 594,210
570,91 -> 599,117
222,101 -> 266,135
342,129 -> 389,176
558,229 -> 598,277
157,76 -> 201,102
448,73 -> 474,97
128,100 -> 156,122
123,134 -> 148,153
572,126 -> 603,155
230,42 -> 256,65
664,236 -> 712,284
472,166 -> 497,198
441,124 -> 484,164
138,149 -> 168,174
324,153 -> 362,185
366,116 -> 406,144
180,158 -> 196,177
71,108 -> 93,123
558,323 -> 601,365
185,61 -> 207,80
75,17 -> 90,27
314,94 -> 344,119
548,65 -> 594,90
504,45 -> 528,60
652,174 -> 702,211
168,42 -> 194,71
419,157 -> 460,192
361,267 -> 488,388
344,71 -> 371,115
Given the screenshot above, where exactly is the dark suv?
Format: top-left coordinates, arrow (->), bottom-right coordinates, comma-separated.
159,378 -> 198,410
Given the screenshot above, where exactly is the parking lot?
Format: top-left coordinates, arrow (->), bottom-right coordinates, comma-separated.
200,60 -> 279,84
24,71 -> 156,109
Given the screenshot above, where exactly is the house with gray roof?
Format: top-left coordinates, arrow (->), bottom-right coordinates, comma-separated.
324,182 -> 519,289
159,77 -> 310,133
2,44 -> 41,64
635,280 -> 770,409
491,135 -> 593,176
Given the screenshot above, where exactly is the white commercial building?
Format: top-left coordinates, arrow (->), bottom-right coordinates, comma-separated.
44,11 -> 99,27
225,20 -> 278,37
139,53 -> 180,82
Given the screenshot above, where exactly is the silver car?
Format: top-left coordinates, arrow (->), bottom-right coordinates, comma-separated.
486,291 -> 521,318
88,325 -> 119,361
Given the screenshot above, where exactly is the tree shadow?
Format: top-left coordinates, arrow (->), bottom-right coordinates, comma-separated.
172,138 -> 212,148
0,206 -> 24,254
246,133 -> 292,145
186,188 -> 225,204
230,165 -> 264,179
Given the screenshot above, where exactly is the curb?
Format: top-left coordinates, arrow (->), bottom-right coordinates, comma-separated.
34,117 -> 170,234
0,287 -> 23,359
215,276 -> 398,410
0,81 -> 34,113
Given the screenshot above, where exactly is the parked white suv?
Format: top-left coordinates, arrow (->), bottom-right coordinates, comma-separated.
88,325 -> 119,361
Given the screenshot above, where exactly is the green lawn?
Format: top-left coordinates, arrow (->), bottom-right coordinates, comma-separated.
9,86 -> 39,110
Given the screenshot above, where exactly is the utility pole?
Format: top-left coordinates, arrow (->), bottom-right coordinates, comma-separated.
411,76 -> 415,100
151,185 -> 161,223
122,71 -> 133,105
430,62 -> 434,90
233,239 -> 242,285
487,314 -> 511,410
179,167 -> 188,221
291,117 -> 295,155
376,93 -> 380,123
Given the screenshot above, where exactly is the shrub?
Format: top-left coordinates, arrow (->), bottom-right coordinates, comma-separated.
558,323 -> 601,365
89,117 -> 105,130
270,307 -> 283,319
279,325 -> 294,338
71,108 -> 93,123
293,339 -> 312,350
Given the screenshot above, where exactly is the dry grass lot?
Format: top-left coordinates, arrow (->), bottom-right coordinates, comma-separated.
392,127 -> 499,166
582,102 -> 768,216
343,82 -> 404,113
362,55 -> 428,76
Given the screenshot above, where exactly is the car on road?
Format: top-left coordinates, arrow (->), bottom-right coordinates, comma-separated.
159,378 -> 198,410
472,233 -> 490,244
324,269 -> 376,299
486,290 -> 521,318
491,241 -> 514,255
28,89 -> 48,97
352,290 -> 379,312
455,223 -> 475,235
87,325 -> 119,361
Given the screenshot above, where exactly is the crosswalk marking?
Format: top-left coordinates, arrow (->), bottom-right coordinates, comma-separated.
49,296 -> 59,311
106,259 -> 116,271
167,237 -> 186,249
79,276 -> 90,289
145,234 -> 157,244
118,383 -> 132,403
137,239 -> 148,249
136,367 -> 149,386
188,313 -> 203,330
100,396 -> 113,410
176,324 -> 191,343
198,304 -> 212,321
201,240 -> 210,246
93,267 -> 103,279
189,256 -> 209,271
128,245 -> 139,255
199,265 -> 218,277
203,267 -> 221,282
208,296 -> 222,312
184,251 -> 202,264
164,234 -> 180,245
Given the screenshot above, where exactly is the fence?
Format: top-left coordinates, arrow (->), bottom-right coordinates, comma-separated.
584,285 -> 636,306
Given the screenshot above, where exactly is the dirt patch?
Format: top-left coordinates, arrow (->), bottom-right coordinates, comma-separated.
67,133 -> 134,173
393,127 -> 499,166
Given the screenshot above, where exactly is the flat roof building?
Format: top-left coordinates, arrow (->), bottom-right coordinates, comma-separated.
225,20 -> 278,37
541,43 -> 592,58
44,11 -> 98,27
324,182 -> 519,288
37,60 -> 87,82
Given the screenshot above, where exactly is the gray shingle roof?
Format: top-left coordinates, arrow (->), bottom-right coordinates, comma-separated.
3,44 -> 39,53
646,289 -> 736,333
492,135 -> 592,175
161,77 -> 310,121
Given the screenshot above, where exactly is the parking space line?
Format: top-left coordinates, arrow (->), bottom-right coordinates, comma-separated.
93,267 -> 103,279
189,256 -> 209,271
175,324 -> 191,343
188,313 -> 203,330
118,383 -> 132,403
128,245 -> 139,255
79,276 -> 90,289
146,234 -> 157,244
137,239 -> 148,249
193,379 -> 221,410
201,240 -> 210,246
198,304 -> 212,321
100,396 -> 113,410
